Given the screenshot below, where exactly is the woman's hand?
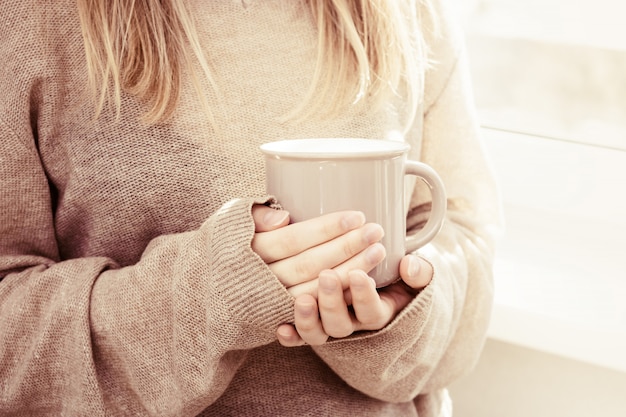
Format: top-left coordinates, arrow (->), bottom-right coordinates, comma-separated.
276,255 -> 433,347
251,205 -> 386,296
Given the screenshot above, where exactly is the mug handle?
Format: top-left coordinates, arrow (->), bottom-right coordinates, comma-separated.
404,161 -> 447,253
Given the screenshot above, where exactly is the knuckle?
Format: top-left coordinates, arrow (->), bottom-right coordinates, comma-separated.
321,211 -> 355,239
293,253 -> 317,281
341,234 -> 361,259
321,218 -> 340,240
350,291 -> 369,306
320,298 -> 342,312
297,320 -> 318,333
278,230 -> 300,255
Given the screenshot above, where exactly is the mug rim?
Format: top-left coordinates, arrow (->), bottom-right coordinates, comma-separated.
260,138 -> 409,159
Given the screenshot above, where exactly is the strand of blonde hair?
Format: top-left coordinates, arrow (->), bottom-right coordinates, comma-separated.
78,0 -> 215,124
77,0 -> 436,130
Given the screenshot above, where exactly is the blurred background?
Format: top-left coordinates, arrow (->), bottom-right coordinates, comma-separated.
446,1 -> 626,415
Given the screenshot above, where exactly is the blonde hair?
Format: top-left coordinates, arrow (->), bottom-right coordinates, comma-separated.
77,0 -> 436,127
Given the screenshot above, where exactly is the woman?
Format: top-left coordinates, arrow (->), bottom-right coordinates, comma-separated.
0,0 -> 501,415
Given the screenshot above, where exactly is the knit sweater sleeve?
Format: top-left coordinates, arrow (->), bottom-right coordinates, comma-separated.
0,137 -> 294,416
0,3 -> 298,414
89,198 -> 296,414
310,7 -> 502,402
0,118 -> 294,415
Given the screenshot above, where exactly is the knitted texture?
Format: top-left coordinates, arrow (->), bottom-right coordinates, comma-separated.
0,0 -> 501,416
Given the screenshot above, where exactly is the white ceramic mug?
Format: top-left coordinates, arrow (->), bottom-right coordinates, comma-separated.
260,138 -> 446,287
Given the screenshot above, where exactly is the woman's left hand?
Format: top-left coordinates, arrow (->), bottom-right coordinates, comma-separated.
276,254 -> 433,347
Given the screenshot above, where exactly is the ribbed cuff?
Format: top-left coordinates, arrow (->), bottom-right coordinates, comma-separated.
202,197 -> 294,333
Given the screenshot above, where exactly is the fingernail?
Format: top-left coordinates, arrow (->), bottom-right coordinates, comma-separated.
341,212 -> 365,231
264,209 -> 289,227
277,326 -> 293,339
297,302 -> 315,317
409,256 -> 421,278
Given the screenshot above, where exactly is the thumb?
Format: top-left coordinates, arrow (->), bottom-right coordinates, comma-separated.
399,255 -> 433,291
252,204 -> 290,232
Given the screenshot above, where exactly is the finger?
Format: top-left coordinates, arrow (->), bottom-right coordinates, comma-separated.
375,284 -> 415,322
332,242 -> 386,288
276,324 -> 306,347
348,270 -> 390,331
399,255 -> 434,291
252,211 -> 365,263
293,294 -> 328,346
317,270 -> 356,338
285,242 -> 385,299
251,205 -> 290,232
269,223 -> 383,287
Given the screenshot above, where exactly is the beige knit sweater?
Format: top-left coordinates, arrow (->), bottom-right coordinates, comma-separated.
0,1 -> 501,416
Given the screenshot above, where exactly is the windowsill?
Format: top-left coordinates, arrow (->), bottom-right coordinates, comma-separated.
481,127 -> 626,373
488,205 -> 626,373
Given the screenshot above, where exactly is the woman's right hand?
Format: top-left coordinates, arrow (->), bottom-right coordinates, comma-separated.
251,205 -> 386,298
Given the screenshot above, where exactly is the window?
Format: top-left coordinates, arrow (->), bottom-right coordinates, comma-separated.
457,0 -> 626,372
